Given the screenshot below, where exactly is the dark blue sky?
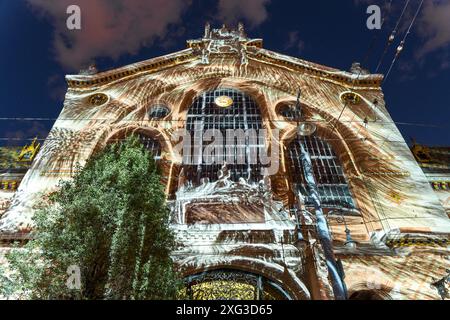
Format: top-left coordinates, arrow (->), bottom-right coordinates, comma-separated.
0,0 -> 449,147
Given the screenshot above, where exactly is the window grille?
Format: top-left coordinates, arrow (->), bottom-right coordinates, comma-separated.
279,104 -> 301,121
148,105 -> 170,119
137,134 -> 161,160
287,135 -> 356,209
178,269 -> 290,300
184,88 -> 265,184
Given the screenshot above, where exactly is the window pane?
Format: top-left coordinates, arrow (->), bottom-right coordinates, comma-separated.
288,135 -> 356,209
184,89 -> 264,184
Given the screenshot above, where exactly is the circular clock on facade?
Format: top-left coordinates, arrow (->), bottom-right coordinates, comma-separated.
214,95 -> 233,108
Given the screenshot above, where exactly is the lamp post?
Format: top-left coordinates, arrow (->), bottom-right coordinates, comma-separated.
342,212 -> 357,251
294,89 -> 347,300
336,205 -> 357,251
293,207 -> 305,243
344,228 -> 357,251
329,207 -> 357,251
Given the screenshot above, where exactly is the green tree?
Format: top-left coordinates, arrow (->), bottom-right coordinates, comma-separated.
0,136 -> 180,299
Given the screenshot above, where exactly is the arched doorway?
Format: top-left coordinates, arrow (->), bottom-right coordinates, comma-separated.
178,269 -> 292,300
183,88 -> 265,184
349,289 -> 392,300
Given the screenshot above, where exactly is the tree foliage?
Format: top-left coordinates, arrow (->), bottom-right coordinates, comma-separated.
0,136 -> 180,299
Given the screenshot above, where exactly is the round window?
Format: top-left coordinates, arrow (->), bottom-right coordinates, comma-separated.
89,93 -> 108,106
278,104 -> 301,121
340,91 -> 361,105
148,105 -> 170,119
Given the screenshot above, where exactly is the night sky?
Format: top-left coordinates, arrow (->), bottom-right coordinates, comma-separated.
0,0 -> 449,147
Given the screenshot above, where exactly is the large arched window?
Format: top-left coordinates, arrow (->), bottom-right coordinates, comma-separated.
137,133 -> 161,160
287,135 -> 356,209
111,133 -> 161,160
184,88 -> 264,184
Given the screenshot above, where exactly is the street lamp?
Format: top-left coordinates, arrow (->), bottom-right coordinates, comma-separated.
344,227 -> 357,251
291,207 -> 304,240
330,206 -> 357,251
340,206 -> 357,251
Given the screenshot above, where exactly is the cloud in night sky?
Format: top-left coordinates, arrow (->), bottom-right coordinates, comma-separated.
216,0 -> 271,28
27,0 -> 191,71
354,0 -> 450,71
417,0 -> 450,58
26,0 -> 273,71
285,31 -> 305,54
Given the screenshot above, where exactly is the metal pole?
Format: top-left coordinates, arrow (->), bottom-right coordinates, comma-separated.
293,88 -> 346,299
299,141 -> 347,300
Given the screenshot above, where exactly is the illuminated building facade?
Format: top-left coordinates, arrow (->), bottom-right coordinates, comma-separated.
411,143 -> 450,218
0,24 -> 449,299
0,139 -> 40,229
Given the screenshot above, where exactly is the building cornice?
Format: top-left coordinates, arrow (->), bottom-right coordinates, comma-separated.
65,29 -> 384,90
252,48 -> 383,87
66,48 -> 196,90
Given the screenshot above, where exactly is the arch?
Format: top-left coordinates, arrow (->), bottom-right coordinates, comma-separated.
182,87 -> 266,184
347,283 -> 394,300
177,257 -> 311,300
94,125 -> 171,158
175,79 -> 273,122
279,103 -> 362,178
278,102 -> 375,219
344,262 -> 400,300
349,289 -> 392,300
179,269 -> 291,300
91,126 -> 175,193
285,133 -> 357,211
104,127 -> 164,160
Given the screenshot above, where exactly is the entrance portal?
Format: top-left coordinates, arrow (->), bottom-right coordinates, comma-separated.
178,269 -> 291,300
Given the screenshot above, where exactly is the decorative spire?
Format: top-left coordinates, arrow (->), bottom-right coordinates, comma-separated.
238,22 -> 246,38
204,22 -> 211,38
186,23 -> 263,55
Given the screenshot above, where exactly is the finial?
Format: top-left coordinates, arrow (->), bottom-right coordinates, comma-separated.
238,22 -> 246,37
204,22 -> 211,38
79,62 -> 98,75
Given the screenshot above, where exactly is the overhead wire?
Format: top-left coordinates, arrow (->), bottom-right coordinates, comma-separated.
363,0 -> 393,67
328,0 -> 396,137
384,0 -> 424,83
0,117 -> 446,128
375,0 -> 411,73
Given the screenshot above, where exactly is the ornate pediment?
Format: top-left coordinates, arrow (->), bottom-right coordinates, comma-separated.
187,23 -> 263,51
66,23 -> 382,89
186,23 -> 262,66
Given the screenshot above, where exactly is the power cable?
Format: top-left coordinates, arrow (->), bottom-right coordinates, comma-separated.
362,0 -> 393,67
375,0 -> 411,73
384,0 -> 424,83
0,117 -> 446,128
